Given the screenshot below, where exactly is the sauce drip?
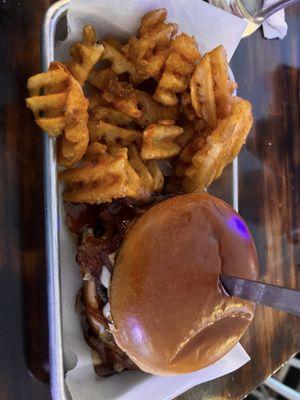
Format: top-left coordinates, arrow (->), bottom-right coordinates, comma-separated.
64,203 -> 102,236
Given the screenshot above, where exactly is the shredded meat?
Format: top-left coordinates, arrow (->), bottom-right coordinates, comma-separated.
70,194 -> 176,377
77,242 -> 113,275
76,291 -> 138,377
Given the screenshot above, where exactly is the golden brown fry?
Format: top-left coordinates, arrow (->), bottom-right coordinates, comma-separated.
59,150 -> 128,203
128,145 -> 164,195
141,121 -> 183,160
90,106 -> 133,127
154,33 -> 200,106
209,45 -> 235,119
26,62 -> 89,167
122,8 -> 177,80
57,134 -> 89,168
58,74 -> 89,166
82,25 -> 97,45
124,164 -> 143,198
67,25 -> 104,86
87,91 -> 110,110
88,68 -> 115,91
83,142 -> 107,161
175,125 -> 212,178
59,147 -> 142,203
128,144 -> 153,191
102,91 -> 140,118
139,9 -> 177,51
190,54 -> 217,129
147,160 -> 164,192
102,76 -> 142,118
25,11 -> 255,207
27,69 -> 68,97
88,68 -> 141,118
88,102 -> 139,147
183,98 -> 253,192
139,8 -> 168,35
88,120 -> 140,145
135,90 -> 178,128
176,121 -> 196,148
102,42 -> 141,84
175,133 -> 200,178
124,37 -> 170,80
89,69 -> 178,124
108,145 -> 141,199
180,90 -> 196,122
104,35 -> 123,51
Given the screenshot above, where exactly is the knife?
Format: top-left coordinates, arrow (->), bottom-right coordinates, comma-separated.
220,274 -> 300,317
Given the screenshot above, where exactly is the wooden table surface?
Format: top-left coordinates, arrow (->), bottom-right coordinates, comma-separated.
1,1 -> 299,399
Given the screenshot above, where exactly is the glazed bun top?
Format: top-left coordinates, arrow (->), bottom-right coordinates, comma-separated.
110,193 -> 259,375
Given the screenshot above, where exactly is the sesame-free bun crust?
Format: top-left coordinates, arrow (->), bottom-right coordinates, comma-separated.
110,193 -> 258,375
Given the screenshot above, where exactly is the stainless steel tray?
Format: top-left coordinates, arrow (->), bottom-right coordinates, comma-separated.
42,1 -> 238,399
42,1 -> 70,399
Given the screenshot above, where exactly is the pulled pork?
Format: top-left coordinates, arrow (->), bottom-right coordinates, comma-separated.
67,195 -> 176,376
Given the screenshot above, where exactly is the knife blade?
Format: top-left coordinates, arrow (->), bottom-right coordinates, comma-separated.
220,274 -> 300,317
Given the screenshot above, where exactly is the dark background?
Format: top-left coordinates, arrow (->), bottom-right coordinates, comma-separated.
0,1 -> 299,399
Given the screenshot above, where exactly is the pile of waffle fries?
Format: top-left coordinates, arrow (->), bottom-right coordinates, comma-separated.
26,8 -> 253,204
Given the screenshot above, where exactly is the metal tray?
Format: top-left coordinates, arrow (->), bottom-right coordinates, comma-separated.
42,1 -> 70,399
42,1 -> 238,399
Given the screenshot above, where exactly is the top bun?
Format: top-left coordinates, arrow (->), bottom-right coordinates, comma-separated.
110,193 -> 258,375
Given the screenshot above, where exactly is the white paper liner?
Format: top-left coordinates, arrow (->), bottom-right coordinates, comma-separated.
56,1 -> 249,399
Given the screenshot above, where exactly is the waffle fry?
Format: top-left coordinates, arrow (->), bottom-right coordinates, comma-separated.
147,160 -> 164,192
27,64 -> 68,130
89,103 -> 139,146
26,62 -> 89,167
128,145 -> 156,193
107,146 -> 142,199
180,91 -> 196,122
135,90 -> 178,128
122,9 -> 177,80
87,91 -> 110,110
190,54 -> 217,129
104,36 -> 123,51
89,71 -> 142,119
83,142 -> 107,161
189,47 -> 236,128
59,146 -> 141,203
102,82 -> 141,118
176,121 -> 196,148
128,145 -> 164,194
141,121 -> 183,160
175,134 -> 200,178
209,45 -> 236,119
154,33 -> 201,106
68,25 -> 104,86
89,120 -> 140,145
26,9 -> 254,207
88,68 -> 115,91
183,98 -> 253,192
89,70 -> 178,125
139,8 -> 171,35
90,106 -> 133,127
102,42 -> 141,84
57,134 -> 89,168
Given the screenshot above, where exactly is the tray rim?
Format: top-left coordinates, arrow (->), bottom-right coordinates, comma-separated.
42,1 -> 70,399
42,1 -> 238,399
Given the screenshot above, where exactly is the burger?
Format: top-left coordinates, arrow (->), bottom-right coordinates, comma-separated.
72,192 -> 258,377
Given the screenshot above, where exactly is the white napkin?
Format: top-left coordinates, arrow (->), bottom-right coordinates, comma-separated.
262,0 -> 288,39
